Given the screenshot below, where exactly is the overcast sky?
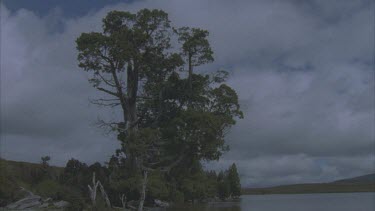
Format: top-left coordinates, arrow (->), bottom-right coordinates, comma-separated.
1,0 -> 374,187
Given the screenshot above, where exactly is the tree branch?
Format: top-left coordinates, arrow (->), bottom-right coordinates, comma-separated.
96,87 -> 119,97
96,71 -> 117,87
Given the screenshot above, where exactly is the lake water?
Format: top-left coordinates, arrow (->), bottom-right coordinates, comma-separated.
167,192 -> 375,211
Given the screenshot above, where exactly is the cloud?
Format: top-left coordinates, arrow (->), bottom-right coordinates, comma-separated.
0,5 -> 119,165
1,0 -> 374,186
225,64 -> 374,158
205,154 -> 374,187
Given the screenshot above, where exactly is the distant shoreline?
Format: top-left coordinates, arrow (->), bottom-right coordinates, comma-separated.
242,183 -> 375,195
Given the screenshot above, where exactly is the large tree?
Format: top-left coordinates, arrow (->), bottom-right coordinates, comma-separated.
76,9 -> 243,210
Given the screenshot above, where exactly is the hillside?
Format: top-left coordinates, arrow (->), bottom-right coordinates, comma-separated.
333,173 -> 375,184
242,174 -> 375,195
0,158 -> 63,181
0,159 -> 64,207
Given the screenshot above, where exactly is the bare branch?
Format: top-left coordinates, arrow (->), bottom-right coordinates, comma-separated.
98,181 -> 111,208
120,194 -> 127,209
96,87 -> 119,97
90,98 -> 121,107
141,152 -> 187,173
96,71 -> 117,87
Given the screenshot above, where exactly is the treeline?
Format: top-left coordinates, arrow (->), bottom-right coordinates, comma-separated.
0,157 -> 241,210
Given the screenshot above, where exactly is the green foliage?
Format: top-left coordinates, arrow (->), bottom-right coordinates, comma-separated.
64,158 -> 87,176
228,163 -> 241,197
76,8 -> 173,80
180,171 -> 218,201
61,158 -> 89,191
170,189 -> 185,203
173,161 -> 217,202
1,157 -> 242,209
36,185 -> 83,209
0,165 -> 20,206
32,179 -> 85,210
0,159 -> 62,189
57,186 -> 86,211
76,7 -> 243,165
41,156 -> 51,165
34,179 -> 63,199
217,171 -> 230,200
176,27 -> 214,66
75,8 -> 243,206
216,164 -> 242,200
0,159 -> 86,208
147,171 -> 169,200
110,175 -> 141,199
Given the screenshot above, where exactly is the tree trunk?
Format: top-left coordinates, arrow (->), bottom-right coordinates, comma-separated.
126,60 -> 139,131
98,182 -> 111,208
188,54 -> 193,96
127,100 -> 138,129
88,172 -> 99,208
88,172 -> 112,209
120,194 -> 127,209
125,61 -> 143,181
137,171 -> 148,211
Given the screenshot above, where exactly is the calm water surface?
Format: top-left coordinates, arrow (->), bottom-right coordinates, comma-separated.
167,192 -> 375,211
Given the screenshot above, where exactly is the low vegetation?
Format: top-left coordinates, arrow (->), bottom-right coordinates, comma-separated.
0,158 -> 241,210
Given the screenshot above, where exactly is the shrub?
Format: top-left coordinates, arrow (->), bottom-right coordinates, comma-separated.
34,180 -> 62,199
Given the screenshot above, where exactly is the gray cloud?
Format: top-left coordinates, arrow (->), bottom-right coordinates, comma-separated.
1,0 -> 374,187
205,154 -> 374,187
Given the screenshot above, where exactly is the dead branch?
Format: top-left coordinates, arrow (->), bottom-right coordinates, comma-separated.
88,172 -> 100,207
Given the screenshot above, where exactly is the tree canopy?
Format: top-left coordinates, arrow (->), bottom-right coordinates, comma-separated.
76,8 -> 243,210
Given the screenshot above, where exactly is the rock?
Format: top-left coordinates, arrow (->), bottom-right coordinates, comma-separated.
6,195 -> 41,209
154,199 -> 169,208
18,200 -> 41,209
39,202 -> 50,208
43,197 -> 52,203
20,187 -> 35,197
147,207 -> 166,211
53,200 -> 70,208
127,200 -> 138,208
112,206 -> 132,211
